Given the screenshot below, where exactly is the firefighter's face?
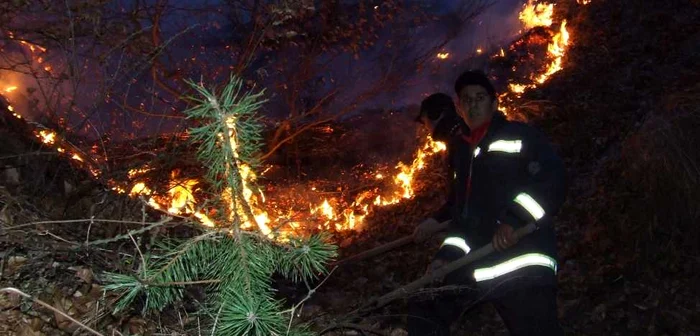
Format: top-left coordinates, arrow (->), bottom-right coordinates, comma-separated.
457,85 -> 497,129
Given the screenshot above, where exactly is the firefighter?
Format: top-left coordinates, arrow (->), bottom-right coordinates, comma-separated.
407,70 -> 566,336
412,93 -> 469,242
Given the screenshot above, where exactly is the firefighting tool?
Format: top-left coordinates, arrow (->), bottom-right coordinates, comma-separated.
332,220 -> 451,267
361,221 -> 540,311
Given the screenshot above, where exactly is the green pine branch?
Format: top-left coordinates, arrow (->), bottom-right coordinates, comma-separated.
103,75 -> 338,335
185,75 -> 266,233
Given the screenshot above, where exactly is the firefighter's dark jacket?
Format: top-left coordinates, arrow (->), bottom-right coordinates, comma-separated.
431,112 -> 566,288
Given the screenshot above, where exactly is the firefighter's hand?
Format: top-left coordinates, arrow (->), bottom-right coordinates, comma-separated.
413,217 -> 441,242
492,222 -> 518,252
425,258 -> 447,282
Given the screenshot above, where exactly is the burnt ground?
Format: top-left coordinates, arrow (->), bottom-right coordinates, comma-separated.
2,0 -> 700,335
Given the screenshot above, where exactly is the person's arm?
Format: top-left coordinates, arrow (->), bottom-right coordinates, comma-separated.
497,128 -> 566,231
414,145 -> 456,241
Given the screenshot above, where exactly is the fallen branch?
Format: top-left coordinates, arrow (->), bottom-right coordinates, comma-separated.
4,217 -> 174,231
86,217 -> 173,246
283,265 -> 338,335
0,287 -> 105,336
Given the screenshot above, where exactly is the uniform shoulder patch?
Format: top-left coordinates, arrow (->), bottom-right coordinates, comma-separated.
528,161 -> 541,175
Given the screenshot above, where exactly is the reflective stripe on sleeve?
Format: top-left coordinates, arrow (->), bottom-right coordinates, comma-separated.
487,140 -> 522,153
473,253 -> 557,282
514,192 -> 546,220
440,237 -> 471,254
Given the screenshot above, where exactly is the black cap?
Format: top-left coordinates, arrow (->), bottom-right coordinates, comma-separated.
415,93 -> 457,123
454,70 -> 496,100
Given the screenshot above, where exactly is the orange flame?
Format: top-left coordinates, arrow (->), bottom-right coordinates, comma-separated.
535,21 -> 569,84
499,1 -> 573,115
39,130 -> 56,144
519,0 -> 554,30
309,136 -> 446,231
2,5 -> 578,239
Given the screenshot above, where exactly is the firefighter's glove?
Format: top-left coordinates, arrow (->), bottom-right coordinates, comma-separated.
413,217 -> 441,242
424,258 -> 448,282
492,222 -> 519,252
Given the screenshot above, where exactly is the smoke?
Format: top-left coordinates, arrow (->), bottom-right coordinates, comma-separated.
1,1 -> 531,143
391,0 -> 526,106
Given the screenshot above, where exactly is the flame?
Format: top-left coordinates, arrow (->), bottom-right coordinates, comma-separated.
128,167 -> 153,178
166,179 -> 198,214
0,3 -> 580,239
309,136 -> 446,231
19,40 -> 47,53
509,83 -> 529,94
39,130 -> 56,144
535,21 -> 569,84
498,1 -> 574,116
519,0 -> 554,30
7,104 -> 21,119
128,173 -> 215,226
4,86 -> 17,93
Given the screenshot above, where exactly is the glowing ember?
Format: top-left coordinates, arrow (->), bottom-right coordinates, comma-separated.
194,211 -> 216,227
129,182 -> 152,196
39,130 -> 56,144
509,83 -> 530,94
437,52 -> 450,59
476,48 -> 483,54
312,199 -> 337,224
519,0 -> 554,30
127,174 -> 213,226
166,179 -> 198,214
128,167 -> 153,178
4,86 -> 17,93
302,136 -> 446,231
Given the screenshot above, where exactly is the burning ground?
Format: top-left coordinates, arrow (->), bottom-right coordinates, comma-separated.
2,0 -> 700,335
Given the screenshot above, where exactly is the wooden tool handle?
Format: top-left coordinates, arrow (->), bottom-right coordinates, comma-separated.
333,220 -> 451,266
371,222 -> 539,308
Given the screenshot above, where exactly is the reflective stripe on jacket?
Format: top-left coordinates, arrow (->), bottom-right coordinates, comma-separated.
435,113 -> 567,287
